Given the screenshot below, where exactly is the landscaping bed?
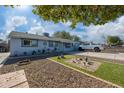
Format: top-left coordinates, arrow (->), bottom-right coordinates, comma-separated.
51,55 -> 124,87
0,58 -> 115,88
65,58 -> 101,72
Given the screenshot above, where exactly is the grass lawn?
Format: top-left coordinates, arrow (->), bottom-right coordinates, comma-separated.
51,55 -> 124,87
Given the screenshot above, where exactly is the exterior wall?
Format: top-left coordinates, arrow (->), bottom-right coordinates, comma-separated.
10,38 -> 45,56
10,38 -> 77,56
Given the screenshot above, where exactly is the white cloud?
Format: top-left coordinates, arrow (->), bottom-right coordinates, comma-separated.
27,20 -> 72,36
0,33 -> 5,40
28,20 -> 45,35
11,16 -> 27,26
78,16 -> 124,44
1,14 -> 124,45
31,19 -> 41,27
0,16 -> 27,40
28,26 -> 45,35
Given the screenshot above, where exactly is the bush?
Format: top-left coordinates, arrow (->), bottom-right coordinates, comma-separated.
47,49 -> 50,53
38,50 -> 41,54
107,36 -> 123,45
23,52 -> 27,56
42,49 -> 45,54
14,54 -> 18,57
54,48 -> 57,51
32,50 -> 36,55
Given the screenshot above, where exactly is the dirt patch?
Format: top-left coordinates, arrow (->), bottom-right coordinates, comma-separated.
66,58 -> 101,72
0,59 -> 116,88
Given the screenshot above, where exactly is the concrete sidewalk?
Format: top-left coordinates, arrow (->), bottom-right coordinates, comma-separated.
74,52 -> 124,61
0,53 -> 10,65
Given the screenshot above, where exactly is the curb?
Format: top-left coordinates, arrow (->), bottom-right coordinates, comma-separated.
47,58 -> 122,88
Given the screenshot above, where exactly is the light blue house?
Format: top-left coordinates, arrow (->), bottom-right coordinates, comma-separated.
9,31 -> 79,56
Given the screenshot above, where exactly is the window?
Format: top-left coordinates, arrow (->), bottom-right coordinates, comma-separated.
23,39 -> 31,46
32,40 -> 38,47
21,39 -> 38,47
43,40 -> 47,46
49,41 -> 53,47
83,43 -> 90,45
64,43 -> 72,48
55,42 -> 59,47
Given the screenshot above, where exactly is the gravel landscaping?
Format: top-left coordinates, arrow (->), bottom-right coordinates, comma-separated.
0,59 -> 116,88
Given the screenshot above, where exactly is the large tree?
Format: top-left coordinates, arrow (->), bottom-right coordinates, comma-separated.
107,36 -> 123,45
72,35 -> 81,42
32,5 -> 124,28
53,31 -> 72,40
52,31 -> 81,41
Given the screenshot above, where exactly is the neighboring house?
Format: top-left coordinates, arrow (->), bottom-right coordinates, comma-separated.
0,39 -> 3,43
9,31 -> 79,56
0,40 -> 9,52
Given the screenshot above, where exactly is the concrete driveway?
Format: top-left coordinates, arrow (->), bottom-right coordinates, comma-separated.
0,52 -> 10,65
74,52 -> 124,61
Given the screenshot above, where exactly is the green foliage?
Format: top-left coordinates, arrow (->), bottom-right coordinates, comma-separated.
72,35 -> 81,42
51,55 -> 89,73
53,31 -> 72,40
32,5 -> 124,27
107,36 -> 123,45
52,31 -> 81,41
51,55 -> 124,87
94,62 -> 124,87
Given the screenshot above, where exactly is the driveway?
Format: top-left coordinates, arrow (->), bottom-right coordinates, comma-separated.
0,53 -> 10,65
74,52 -> 124,61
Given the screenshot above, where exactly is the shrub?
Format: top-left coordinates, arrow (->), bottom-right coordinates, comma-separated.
42,49 -> 45,54
38,50 -> 41,54
47,48 -> 50,53
54,48 -> 57,51
107,36 -> 123,45
14,54 -> 18,57
23,52 -> 27,56
32,50 -> 36,55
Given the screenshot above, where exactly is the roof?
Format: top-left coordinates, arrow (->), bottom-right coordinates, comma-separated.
0,43 -> 8,47
9,31 -> 76,43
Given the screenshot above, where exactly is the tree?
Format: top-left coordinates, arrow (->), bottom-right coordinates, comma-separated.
107,36 -> 123,45
32,5 -> 124,28
53,31 -> 72,40
52,31 -> 81,41
43,32 -> 49,37
72,35 -> 81,42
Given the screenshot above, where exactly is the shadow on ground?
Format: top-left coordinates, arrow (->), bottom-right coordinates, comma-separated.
3,52 -> 69,65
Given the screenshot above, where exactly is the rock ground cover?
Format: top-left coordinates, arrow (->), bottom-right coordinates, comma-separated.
0,59 -> 115,88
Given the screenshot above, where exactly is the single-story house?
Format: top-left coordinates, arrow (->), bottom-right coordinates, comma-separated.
9,31 -> 80,56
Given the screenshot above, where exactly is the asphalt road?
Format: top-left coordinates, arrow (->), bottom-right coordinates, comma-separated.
74,52 -> 124,61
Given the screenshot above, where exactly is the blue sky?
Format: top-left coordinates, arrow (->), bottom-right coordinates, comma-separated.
1,5 -> 124,43
0,6 -> 85,39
